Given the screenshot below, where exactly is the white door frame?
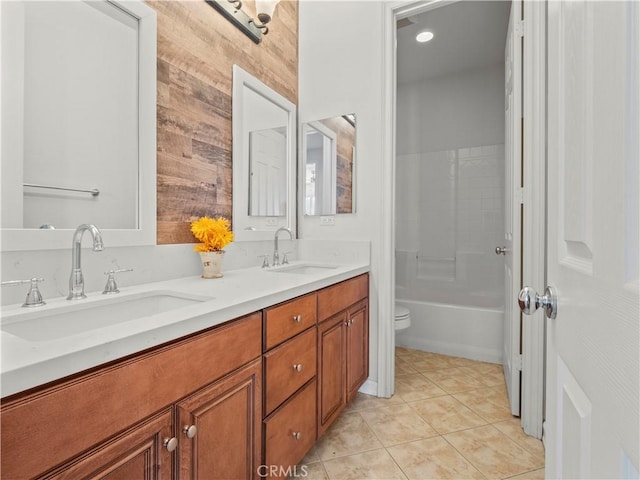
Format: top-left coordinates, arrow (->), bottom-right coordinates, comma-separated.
380,0 -> 546,439
380,0 -> 477,400
521,0 -> 546,439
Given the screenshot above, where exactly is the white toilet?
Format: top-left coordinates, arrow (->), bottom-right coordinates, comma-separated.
394,304 -> 411,331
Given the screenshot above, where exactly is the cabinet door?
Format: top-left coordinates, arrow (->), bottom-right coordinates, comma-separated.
317,313 -> 346,437
41,409 -> 173,480
176,359 -> 262,480
346,299 -> 369,403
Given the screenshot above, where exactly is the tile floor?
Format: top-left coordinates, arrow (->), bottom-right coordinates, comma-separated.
299,347 -> 545,480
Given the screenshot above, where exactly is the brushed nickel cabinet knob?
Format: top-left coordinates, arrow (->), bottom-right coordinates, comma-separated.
183,425 -> 197,439
163,437 -> 178,452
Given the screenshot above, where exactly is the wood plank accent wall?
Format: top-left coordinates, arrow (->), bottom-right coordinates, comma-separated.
147,0 -> 298,244
319,116 -> 355,214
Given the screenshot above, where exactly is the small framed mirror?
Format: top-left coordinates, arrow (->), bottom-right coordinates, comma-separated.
232,65 -> 296,240
301,114 -> 356,216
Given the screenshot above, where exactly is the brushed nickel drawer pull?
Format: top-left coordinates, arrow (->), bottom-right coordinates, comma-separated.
293,314 -> 302,323
293,364 -> 303,372
292,431 -> 302,440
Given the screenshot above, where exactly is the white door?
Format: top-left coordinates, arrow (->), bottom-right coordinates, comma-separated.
543,1 -> 640,477
503,0 -> 523,417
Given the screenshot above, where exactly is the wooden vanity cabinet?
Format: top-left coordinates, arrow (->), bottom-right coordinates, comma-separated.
1,274 -> 369,480
0,312 -> 262,480
317,274 -> 369,437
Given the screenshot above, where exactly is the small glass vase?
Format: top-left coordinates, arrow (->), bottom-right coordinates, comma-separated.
199,250 -> 224,278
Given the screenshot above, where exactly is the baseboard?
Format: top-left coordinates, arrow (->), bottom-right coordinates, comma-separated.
395,336 -> 503,364
358,378 -> 378,396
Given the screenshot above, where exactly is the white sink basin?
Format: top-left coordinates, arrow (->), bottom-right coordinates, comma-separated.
270,263 -> 338,275
1,290 -> 213,341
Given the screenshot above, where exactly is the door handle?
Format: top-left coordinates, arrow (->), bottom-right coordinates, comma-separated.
518,286 -> 557,319
495,246 -> 507,255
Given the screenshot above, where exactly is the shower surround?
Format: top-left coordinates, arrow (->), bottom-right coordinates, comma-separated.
395,144 -> 505,362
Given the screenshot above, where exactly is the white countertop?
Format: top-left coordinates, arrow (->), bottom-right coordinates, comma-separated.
0,261 -> 369,397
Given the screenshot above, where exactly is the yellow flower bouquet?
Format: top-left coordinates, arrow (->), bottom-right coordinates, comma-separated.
190,216 -> 234,252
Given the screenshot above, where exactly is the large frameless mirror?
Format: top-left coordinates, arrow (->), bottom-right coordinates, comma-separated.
0,0 -> 157,251
301,114 -> 356,216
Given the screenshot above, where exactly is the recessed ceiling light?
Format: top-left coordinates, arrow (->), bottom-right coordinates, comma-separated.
416,31 -> 434,43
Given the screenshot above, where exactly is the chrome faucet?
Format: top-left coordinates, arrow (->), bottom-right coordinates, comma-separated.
68,224 -> 104,300
273,227 -> 293,266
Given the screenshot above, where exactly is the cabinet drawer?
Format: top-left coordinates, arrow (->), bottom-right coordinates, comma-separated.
264,293 -> 317,349
264,328 -> 317,414
264,379 -> 317,476
318,274 -> 368,321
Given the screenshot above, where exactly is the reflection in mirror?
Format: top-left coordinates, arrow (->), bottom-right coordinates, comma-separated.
232,65 -> 296,241
303,122 -> 337,215
0,0 -> 157,250
302,114 -> 356,216
249,127 -> 287,216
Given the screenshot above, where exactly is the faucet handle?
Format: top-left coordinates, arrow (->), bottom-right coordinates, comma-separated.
282,251 -> 293,265
257,255 -> 270,268
1,278 -> 46,307
103,268 -> 133,294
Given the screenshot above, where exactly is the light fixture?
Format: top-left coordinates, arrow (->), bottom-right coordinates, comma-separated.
416,31 -> 434,43
206,0 -> 281,44
253,0 -> 279,34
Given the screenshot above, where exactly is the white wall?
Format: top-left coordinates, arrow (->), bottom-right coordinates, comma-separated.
299,0 -> 387,393
397,65 -> 505,154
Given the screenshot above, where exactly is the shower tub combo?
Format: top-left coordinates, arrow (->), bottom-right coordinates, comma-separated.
396,292 -> 504,364
395,251 -> 505,364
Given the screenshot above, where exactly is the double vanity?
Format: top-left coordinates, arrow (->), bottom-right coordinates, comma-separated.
1,260 -> 369,479
0,2 -> 367,478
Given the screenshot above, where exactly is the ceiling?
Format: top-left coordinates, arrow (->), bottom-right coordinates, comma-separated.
397,1 -> 511,85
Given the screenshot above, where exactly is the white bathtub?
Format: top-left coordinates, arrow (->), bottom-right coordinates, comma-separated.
395,294 -> 504,364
